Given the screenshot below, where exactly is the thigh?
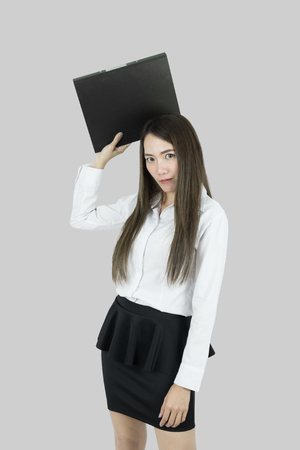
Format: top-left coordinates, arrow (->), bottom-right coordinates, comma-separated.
109,410 -> 147,449
154,426 -> 196,450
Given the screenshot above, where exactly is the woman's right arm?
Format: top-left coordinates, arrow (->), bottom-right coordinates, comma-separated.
70,132 -> 137,231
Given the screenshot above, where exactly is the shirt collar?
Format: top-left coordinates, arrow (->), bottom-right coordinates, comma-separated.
150,184 -> 207,212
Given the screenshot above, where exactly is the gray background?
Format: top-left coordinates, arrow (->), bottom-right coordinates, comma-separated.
1,0 -> 299,448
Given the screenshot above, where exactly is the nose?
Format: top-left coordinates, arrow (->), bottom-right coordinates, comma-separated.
157,159 -> 168,175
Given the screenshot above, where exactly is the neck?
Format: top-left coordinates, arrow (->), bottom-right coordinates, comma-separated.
162,192 -> 175,205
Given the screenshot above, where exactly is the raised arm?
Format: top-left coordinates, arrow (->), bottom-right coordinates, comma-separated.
91,132 -> 131,170
70,133 -> 137,231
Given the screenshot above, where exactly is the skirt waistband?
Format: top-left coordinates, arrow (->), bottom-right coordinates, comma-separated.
116,295 -> 192,323
96,295 -> 215,376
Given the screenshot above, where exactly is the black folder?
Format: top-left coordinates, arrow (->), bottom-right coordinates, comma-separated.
73,53 -> 180,152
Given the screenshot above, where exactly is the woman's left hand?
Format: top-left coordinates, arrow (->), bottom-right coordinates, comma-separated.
158,383 -> 191,428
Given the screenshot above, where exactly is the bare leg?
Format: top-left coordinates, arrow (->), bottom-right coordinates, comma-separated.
109,410 -> 147,450
154,426 -> 196,450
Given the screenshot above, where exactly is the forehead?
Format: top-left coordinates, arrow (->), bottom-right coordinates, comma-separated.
143,133 -> 174,154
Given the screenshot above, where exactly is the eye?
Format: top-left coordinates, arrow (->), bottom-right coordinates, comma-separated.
145,153 -> 175,162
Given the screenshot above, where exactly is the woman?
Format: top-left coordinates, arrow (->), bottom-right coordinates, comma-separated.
70,113 -> 228,450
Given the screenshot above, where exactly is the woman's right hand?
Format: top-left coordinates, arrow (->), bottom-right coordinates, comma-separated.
92,132 -> 131,169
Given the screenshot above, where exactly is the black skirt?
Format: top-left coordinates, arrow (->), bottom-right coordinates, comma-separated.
96,295 -> 215,432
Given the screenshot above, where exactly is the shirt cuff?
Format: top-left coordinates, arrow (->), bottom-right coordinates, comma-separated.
173,362 -> 205,392
75,164 -> 104,189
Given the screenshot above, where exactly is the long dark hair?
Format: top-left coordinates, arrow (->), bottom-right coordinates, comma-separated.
112,113 -> 212,286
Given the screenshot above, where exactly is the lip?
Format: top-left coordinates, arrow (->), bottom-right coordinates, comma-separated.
160,178 -> 172,183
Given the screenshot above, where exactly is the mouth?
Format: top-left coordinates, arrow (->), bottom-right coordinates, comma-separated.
160,178 -> 172,184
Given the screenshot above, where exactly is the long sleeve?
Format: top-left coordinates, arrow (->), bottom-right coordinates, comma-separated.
173,211 -> 229,392
70,164 -> 138,230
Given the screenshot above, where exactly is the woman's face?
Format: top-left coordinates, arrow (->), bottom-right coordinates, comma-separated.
143,133 -> 178,199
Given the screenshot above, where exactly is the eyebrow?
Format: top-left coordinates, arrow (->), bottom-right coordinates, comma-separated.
144,149 -> 175,156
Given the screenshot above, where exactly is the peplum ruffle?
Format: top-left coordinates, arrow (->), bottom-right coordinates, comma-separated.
96,295 -> 215,377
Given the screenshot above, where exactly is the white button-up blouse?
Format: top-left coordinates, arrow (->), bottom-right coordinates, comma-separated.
70,164 -> 229,392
